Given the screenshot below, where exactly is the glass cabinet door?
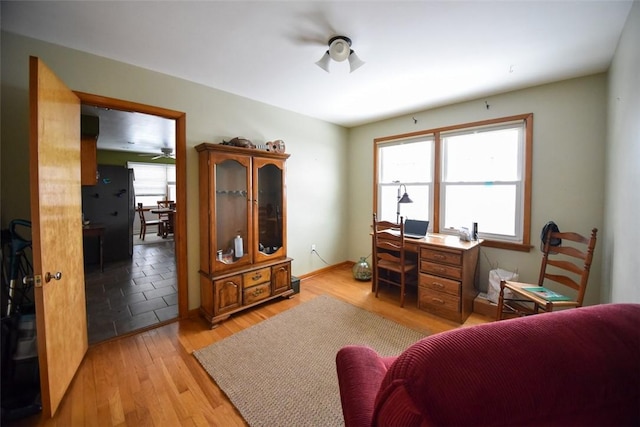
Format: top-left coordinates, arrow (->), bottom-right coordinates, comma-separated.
254,157 -> 286,263
213,154 -> 252,271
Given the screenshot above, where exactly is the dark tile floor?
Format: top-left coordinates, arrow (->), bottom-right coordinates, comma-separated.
84,239 -> 177,345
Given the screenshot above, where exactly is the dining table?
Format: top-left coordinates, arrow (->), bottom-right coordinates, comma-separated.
151,208 -> 176,238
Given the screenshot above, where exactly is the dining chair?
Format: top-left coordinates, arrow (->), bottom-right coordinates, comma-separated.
136,203 -> 163,240
157,200 -> 174,208
496,227 -> 598,320
372,213 -> 417,307
155,200 -> 175,238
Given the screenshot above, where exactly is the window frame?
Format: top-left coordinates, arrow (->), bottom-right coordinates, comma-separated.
374,113 -> 533,252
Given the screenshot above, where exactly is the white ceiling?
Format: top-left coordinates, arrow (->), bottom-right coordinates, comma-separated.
2,0 -> 633,153
80,104 -> 177,155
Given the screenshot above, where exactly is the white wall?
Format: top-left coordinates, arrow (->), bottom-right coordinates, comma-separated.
347,75 -> 608,306
0,31 -> 349,310
605,0 -> 640,303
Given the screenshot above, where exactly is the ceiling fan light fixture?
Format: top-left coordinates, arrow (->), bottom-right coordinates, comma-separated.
316,35 -> 364,73
139,146 -> 175,160
328,36 -> 351,62
348,50 -> 365,73
315,51 -> 331,72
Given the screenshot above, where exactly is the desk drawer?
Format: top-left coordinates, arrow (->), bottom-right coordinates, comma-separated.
243,283 -> 272,305
421,261 -> 462,280
243,267 -> 271,288
418,287 -> 460,320
405,241 -> 419,253
419,273 -> 460,297
420,248 -> 462,266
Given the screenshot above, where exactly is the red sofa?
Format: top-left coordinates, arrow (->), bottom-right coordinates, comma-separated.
336,303 -> 640,426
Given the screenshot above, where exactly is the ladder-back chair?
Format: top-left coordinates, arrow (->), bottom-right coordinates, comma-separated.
497,227 -> 598,320
372,213 -> 417,307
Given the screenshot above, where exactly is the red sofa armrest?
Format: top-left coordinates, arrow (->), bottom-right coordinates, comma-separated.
336,345 -> 396,427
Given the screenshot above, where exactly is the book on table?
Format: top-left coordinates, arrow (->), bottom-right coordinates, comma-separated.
522,286 -> 572,301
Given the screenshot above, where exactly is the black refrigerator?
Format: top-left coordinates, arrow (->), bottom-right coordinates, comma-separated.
81,165 -> 134,265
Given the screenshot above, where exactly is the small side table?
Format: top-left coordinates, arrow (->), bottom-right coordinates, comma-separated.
83,224 -> 105,272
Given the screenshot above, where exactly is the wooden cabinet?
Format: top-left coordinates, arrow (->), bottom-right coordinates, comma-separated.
81,114 -> 99,186
196,143 -> 293,327
80,135 -> 98,186
417,238 -> 481,323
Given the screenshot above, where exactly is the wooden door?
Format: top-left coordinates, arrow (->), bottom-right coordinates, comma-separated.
29,56 -> 88,417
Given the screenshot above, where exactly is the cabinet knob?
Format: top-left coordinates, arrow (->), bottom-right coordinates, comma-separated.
252,273 -> 262,281
431,298 -> 445,305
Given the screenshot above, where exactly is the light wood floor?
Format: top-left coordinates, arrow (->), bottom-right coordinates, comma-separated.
15,263 -> 492,426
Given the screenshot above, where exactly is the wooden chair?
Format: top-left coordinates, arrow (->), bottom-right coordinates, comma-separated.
156,200 -> 175,238
372,213 -> 417,307
156,199 -> 174,219
497,227 -> 598,320
157,200 -> 174,208
136,202 -> 163,240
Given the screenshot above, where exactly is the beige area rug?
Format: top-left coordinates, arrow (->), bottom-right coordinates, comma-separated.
193,294 -> 428,427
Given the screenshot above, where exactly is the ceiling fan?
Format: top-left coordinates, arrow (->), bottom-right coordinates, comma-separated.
138,147 -> 175,160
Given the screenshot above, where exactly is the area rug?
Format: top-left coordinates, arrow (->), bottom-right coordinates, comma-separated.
193,294 -> 428,427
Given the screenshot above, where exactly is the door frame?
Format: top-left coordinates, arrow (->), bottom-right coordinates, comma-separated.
74,92 -> 188,317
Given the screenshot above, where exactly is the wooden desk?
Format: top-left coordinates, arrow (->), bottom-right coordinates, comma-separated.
373,233 -> 482,323
83,223 -> 105,272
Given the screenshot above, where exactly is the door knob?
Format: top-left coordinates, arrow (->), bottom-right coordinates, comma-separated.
45,271 -> 63,283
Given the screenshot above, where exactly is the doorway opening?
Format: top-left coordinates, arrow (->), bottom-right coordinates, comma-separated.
75,92 -> 187,344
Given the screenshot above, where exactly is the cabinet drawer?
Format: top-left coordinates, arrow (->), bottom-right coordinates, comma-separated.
418,287 -> 460,318
419,273 -> 460,297
421,261 -> 462,280
243,282 -> 272,305
243,267 -> 271,288
420,248 -> 462,266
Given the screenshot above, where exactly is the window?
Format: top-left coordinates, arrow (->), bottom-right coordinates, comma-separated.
376,137 -> 434,224
374,114 -> 532,251
128,162 -> 176,207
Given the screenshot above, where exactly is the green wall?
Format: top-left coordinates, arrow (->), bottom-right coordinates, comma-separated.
97,150 -> 176,166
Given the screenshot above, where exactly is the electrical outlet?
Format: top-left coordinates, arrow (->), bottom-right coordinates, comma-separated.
311,244 -> 316,252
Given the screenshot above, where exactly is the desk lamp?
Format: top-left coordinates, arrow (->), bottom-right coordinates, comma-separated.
396,184 -> 413,223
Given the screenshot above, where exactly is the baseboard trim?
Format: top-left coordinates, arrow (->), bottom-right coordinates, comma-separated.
298,261 -> 353,281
